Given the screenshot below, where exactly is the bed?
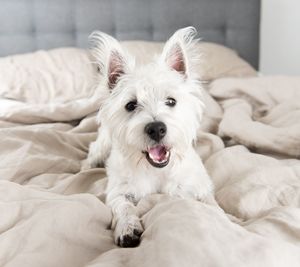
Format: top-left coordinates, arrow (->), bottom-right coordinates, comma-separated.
1,0 -> 300,267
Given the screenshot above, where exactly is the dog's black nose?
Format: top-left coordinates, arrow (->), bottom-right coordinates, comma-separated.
144,121 -> 167,142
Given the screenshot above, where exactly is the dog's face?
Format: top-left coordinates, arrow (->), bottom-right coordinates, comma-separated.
90,27 -> 204,168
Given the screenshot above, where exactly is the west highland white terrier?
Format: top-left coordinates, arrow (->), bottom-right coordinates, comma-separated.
84,27 -> 214,247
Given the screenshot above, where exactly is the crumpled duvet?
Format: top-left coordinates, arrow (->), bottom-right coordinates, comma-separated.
0,49 -> 300,267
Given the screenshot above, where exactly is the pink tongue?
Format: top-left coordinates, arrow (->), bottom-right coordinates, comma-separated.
148,145 -> 167,162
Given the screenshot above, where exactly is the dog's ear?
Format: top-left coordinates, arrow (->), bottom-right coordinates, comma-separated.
160,26 -> 199,78
106,50 -> 126,90
89,31 -> 133,90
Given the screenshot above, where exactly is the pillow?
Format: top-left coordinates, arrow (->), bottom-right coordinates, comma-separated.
122,41 -> 257,81
0,48 -> 95,104
0,41 -> 256,104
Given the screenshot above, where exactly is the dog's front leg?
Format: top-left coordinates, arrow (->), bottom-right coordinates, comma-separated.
107,192 -> 143,247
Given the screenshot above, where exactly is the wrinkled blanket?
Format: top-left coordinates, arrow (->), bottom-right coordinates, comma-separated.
0,50 -> 300,267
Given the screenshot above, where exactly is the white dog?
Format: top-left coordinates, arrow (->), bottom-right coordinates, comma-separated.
84,27 -> 214,247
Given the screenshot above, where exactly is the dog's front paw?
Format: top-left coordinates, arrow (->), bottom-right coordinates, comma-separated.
115,217 -> 143,248
117,229 -> 143,248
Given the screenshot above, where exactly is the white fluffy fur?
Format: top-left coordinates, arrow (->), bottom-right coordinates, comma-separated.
84,27 -> 214,247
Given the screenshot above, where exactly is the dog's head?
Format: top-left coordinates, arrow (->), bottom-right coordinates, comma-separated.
90,27 -> 204,168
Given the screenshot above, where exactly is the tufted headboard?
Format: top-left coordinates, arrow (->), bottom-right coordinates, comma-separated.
0,0 -> 260,68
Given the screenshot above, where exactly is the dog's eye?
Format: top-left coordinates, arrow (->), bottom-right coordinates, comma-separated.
125,100 -> 138,112
165,97 -> 176,107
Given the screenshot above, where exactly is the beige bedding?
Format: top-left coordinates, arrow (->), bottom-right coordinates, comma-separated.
0,48 -> 300,267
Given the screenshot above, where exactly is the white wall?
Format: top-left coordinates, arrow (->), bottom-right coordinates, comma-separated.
260,0 -> 300,75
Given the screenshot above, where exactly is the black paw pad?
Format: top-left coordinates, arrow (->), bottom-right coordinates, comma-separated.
118,232 -> 141,248
133,229 -> 143,237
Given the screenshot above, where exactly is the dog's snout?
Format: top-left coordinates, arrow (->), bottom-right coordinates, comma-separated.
144,121 -> 167,142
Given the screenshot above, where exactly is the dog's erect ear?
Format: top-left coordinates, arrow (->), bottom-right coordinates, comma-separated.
107,50 -> 126,90
160,27 -> 199,78
89,31 -> 133,90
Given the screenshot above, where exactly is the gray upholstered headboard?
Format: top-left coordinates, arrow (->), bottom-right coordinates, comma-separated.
0,0 -> 260,68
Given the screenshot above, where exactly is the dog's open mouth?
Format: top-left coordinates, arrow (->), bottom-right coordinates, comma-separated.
143,145 -> 170,168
